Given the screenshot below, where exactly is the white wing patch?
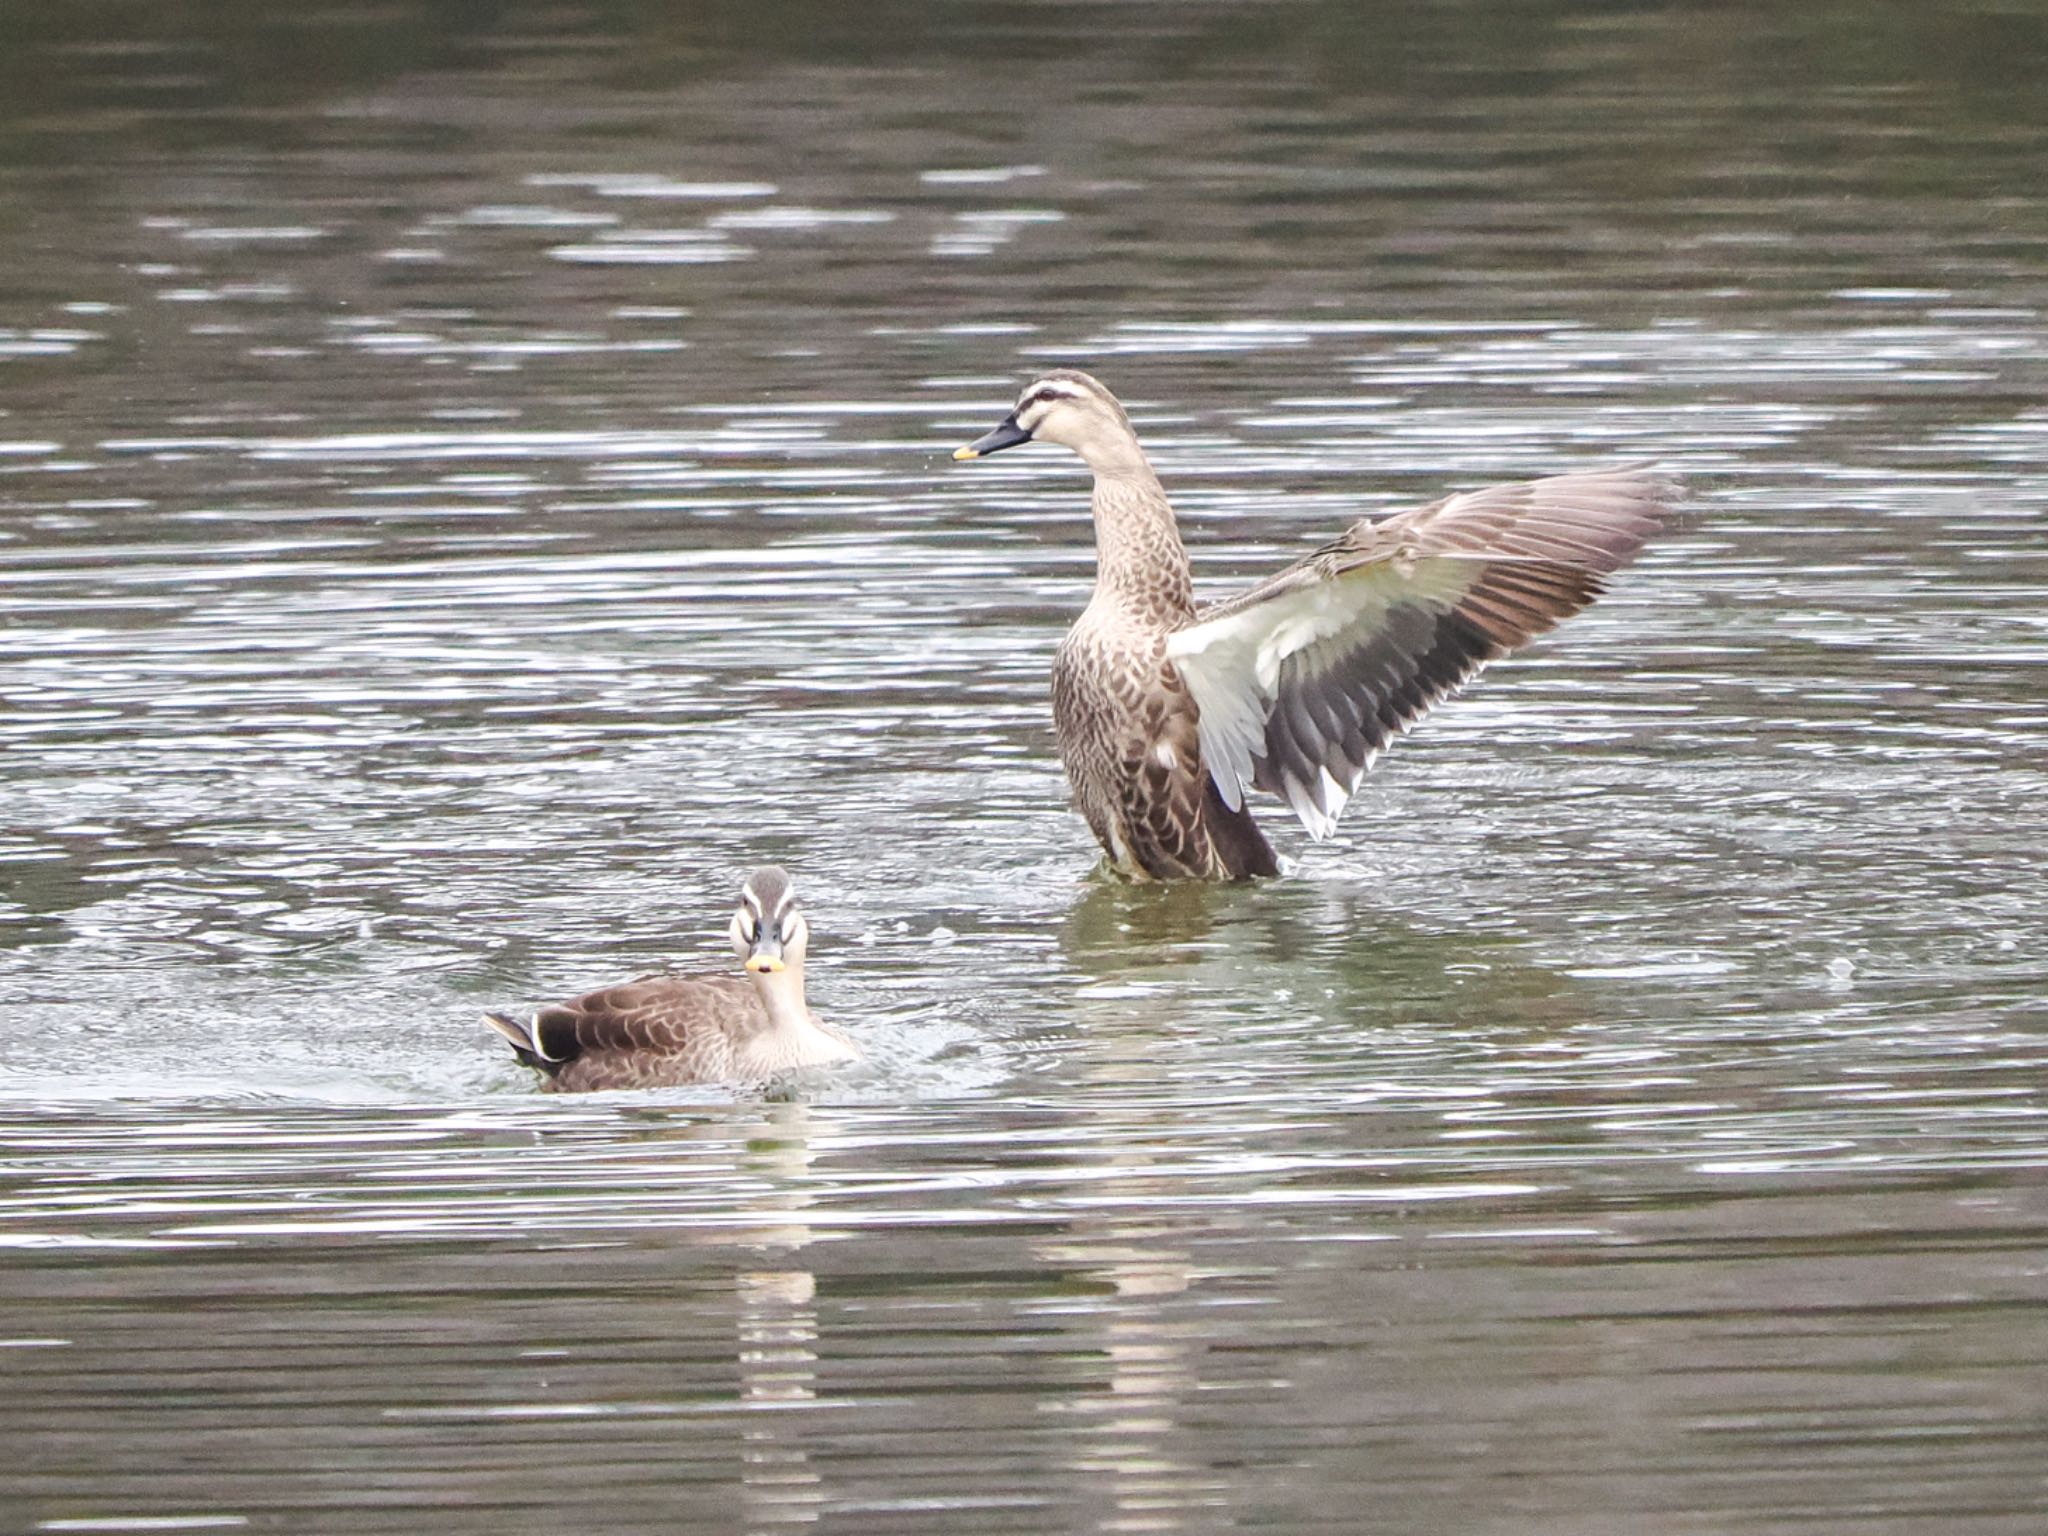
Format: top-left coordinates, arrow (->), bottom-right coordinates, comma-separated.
1167,556 -> 1475,834
1166,621 -> 1271,812
1162,468 -> 1677,842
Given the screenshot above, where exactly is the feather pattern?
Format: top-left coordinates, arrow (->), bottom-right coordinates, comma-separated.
955,371 -> 1681,876
481,867 -> 858,1091
1170,467 -> 1677,836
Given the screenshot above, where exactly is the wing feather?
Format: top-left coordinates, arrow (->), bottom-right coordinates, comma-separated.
533,971 -> 753,1061
1168,466 -> 1681,838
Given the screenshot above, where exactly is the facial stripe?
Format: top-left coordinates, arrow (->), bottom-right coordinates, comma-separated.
740,870 -> 800,942
1015,380 -> 1086,413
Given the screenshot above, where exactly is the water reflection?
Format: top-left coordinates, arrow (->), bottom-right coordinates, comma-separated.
1058,876 -> 1237,968
3,0 -> 2048,1528
728,1105 -> 829,1532
1059,874 -> 1587,1063
1040,1215 -> 1210,1533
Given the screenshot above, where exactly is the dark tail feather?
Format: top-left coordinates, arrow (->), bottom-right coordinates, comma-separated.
1203,781 -> 1281,879
482,1011 -> 560,1076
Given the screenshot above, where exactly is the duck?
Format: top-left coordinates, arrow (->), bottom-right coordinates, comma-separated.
482,867 -> 859,1091
953,370 -> 1681,880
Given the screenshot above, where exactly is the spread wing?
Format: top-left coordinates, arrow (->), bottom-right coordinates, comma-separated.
530,971 -> 754,1062
1165,466 -> 1681,838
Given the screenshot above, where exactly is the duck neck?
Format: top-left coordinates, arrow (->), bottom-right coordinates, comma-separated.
743,963 -> 853,1070
749,965 -> 814,1036
1087,461 -> 1193,619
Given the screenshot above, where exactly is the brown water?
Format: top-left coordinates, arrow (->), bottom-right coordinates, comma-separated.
3,3 -> 2047,1531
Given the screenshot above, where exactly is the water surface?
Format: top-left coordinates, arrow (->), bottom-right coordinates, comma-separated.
3,3 -> 2046,1531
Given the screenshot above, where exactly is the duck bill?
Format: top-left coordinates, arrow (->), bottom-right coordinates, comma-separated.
954,414 -> 1032,460
745,937 -> 787,975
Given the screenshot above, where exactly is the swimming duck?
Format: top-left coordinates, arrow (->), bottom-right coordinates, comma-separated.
954,370 -> 1680,880
483,867 -> 858,1091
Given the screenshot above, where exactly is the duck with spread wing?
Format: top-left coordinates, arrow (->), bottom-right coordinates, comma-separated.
954,370 -> 1680,880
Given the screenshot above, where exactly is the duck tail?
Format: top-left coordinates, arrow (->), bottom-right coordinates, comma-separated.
482,1011 -> 560,1076
1203,780 -> 1282,879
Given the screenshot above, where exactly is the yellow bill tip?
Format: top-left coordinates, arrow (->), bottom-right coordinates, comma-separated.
745,956 -> 786,975
952,445 -> 979,461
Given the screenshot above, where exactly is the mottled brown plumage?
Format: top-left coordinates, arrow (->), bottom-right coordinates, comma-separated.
482,867 -> 858,1091
955,371 -> 1682,879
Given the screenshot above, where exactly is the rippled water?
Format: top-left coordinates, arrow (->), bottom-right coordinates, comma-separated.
3,3 -> 2047,1531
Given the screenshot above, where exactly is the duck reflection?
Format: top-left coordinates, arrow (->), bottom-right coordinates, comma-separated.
1035,873 -> 1585,1525
1058,869 -> 1582,1040
702,1100 -> 831,1532
1058,871 -> 1239,968
1035,1215 -> 1222,1529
